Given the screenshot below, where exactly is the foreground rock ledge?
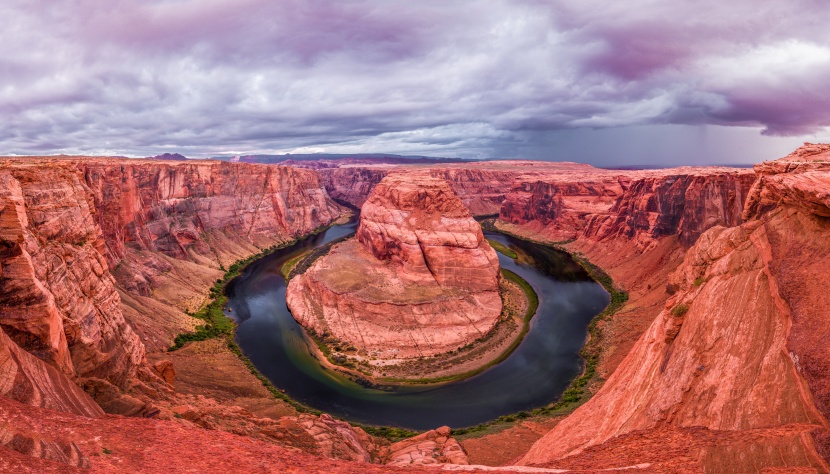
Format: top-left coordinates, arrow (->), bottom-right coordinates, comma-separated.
286,174 -> 502,361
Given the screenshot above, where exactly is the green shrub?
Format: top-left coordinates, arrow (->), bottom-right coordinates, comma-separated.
672,303 -> 689,317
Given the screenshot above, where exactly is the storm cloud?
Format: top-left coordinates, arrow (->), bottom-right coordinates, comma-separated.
1,0 -> 828,164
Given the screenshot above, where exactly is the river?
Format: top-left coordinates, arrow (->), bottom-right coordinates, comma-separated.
224,221 -> 609,430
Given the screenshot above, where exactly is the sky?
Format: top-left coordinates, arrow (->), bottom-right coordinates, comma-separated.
2,0 -> 830,166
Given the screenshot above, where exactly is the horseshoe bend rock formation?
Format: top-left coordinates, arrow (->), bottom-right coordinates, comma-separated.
287,174 -> 502,359
517,145 -> 830,471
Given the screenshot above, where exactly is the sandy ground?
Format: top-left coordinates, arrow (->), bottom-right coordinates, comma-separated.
150,339 -> 298,421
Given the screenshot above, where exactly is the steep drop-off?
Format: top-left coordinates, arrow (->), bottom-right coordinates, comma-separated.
0,164 -> 145,394
287,174 -> 502,361
584,169 -> 756,249
495,167 -> 757,381
518,146 -> 830,471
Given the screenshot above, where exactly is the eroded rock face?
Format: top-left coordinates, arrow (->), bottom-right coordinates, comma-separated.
287,174 -> 502,359
319,167 -> 389,208
0,326 -> 103,418
499,174 -> 629,242
320,163 -> 524,216
0,166 -> 144,389
81,160 -> 344,289
586,170 -> 756,249
519,147 -> 830,471
498,168 -> 756,249
425,168 -> 521,216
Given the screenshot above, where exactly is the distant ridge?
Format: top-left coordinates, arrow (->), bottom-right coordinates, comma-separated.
217,153 -> 474,167
147,153 -> 188,161
601,163 -> 754,170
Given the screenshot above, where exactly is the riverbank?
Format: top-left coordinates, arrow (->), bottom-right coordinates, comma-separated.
446,220 -> 628,441
164,217 -> 357,412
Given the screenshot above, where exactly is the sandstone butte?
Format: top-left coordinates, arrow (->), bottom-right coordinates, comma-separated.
286,173 -> 502,361
0,145 -> 828,472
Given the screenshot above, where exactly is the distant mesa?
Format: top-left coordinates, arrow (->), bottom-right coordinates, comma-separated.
286,174 -> 503,362
147,153 -> 188,161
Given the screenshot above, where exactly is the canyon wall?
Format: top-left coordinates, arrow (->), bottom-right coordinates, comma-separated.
319,167 -> 389,209
320,163 -> 545,216
81,160 -> 344,296
498,173 -> 630,241
0,158 -> 347,408
584,170 -> 757,249
518,145 -> 830,471
498,167 -> 756,249
0,165 -> 145,391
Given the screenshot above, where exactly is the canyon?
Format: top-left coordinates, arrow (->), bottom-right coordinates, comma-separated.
1,145 -> 829,472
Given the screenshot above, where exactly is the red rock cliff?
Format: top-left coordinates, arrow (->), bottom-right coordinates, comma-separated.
80,161 -> 344,294
497,167 -> 756,249
319,167 -> 389,208
0,157 -> 346,411
320,163 -> 525,216
518,147 -> 830,471
498,173 -> 629,241
0,165 -> 144,390
585,169 -> 756,249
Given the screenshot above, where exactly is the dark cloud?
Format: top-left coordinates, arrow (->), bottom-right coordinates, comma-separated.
0,0 -> 828,164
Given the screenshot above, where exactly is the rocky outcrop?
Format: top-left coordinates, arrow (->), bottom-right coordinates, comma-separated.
287,174 -> 502,360
518,146 -> 830,471
0,326 -> 104,418
744,142 -> 830,220
356,174 -> 500,291
383,426 -> 468,467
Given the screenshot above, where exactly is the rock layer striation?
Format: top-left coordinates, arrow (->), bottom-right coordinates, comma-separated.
518,145 -> 830,471
287,174 -> 502,360
0,157 -> 346,411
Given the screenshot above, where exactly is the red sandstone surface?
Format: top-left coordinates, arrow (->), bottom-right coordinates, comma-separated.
287,174 -> 502,360
514,146 -> 830,472
2,148 -> 830,472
